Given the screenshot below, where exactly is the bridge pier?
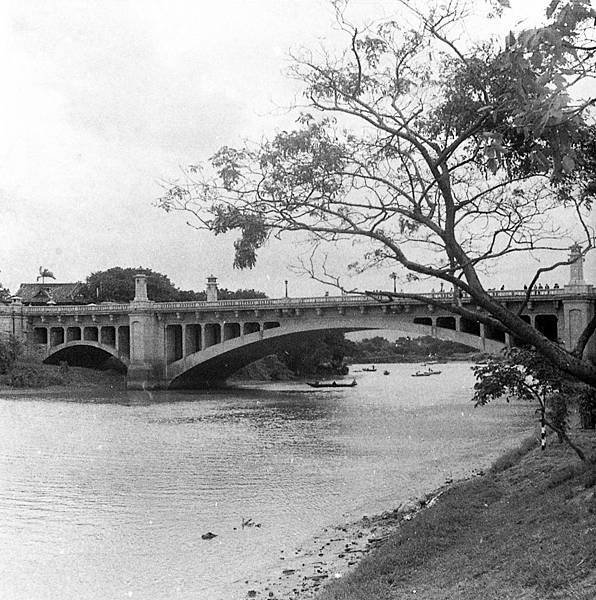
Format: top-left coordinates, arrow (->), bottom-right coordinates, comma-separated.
127,275 -> 165,390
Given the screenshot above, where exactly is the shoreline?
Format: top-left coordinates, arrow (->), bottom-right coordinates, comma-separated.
240,471 -> 483,600
250,431 -> 596,600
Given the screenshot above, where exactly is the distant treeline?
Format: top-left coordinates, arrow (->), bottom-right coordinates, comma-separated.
345,335 -> 475,363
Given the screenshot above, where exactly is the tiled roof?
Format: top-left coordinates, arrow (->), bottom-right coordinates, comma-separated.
15,282 -> 86,305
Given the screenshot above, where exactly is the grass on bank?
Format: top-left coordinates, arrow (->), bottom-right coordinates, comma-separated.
318,432 -> 596,600
0,359 -> 126,389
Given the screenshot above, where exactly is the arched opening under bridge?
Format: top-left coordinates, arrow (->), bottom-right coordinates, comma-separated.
167,322 -> 493,389
44,342 -> 128,373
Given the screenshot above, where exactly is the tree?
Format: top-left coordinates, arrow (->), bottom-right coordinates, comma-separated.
158,0 -> 596,386
83,267 -> 187,302
218,288 -> 268,300
278,331 -> 350,375
473,348 -> 594,462
177,289 -> 207,301
0,284 -> 11,303
0,335 -> 22,374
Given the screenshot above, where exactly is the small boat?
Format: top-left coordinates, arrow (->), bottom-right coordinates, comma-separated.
307,379 -> 357,388
383,370 -> 390,375
411,368 -> 442,377
362,365 -> 377,372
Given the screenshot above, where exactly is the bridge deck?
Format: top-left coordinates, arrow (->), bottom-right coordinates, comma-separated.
3,288 -> 589,316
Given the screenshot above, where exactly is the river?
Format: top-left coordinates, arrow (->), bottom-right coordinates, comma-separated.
0,362 -> 534,600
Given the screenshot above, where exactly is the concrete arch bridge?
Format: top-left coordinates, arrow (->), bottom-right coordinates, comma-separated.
2,272 -> 593,389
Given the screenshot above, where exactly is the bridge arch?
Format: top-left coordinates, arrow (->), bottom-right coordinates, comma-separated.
44,340 -> 129,372
166,317 -> 505,388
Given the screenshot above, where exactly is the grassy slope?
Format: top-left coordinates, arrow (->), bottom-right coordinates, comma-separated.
0,360 -> 126,390
319,433 -> 596,600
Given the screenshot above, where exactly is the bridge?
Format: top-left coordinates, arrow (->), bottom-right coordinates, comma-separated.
0,255 -> 594,390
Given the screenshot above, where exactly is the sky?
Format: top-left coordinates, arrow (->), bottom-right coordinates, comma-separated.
1,0 -> 593,298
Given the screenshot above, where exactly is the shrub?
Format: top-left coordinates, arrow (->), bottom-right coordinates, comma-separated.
0,335 -> 23,374
0,364 -> 66,388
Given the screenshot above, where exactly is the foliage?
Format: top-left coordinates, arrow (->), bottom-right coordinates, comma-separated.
82,267 -> 186,302
233,354 -> 295,381
0,335 -> 23,374
472,347 -> 593,460
159,0 -> 596,387
349,335 -> 474,360
177,289 -> 207,301
278,331 -> 351,376
0,364 -> 66,388
0,283 -> 11,303
577,383 -> 596,428
218,288 -> 268,299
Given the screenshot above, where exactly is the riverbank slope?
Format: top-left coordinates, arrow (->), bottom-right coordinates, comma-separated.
0,360 -> 125,392
313,432 -> 596,600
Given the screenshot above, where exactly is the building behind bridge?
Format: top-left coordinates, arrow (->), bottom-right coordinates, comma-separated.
14,282 -> 87,306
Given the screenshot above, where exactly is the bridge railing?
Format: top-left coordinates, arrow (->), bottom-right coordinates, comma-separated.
6,303 -> 131,315
0,287 -> 575,317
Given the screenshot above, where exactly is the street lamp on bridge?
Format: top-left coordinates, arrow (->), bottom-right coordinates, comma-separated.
390,272 -> 397,293
284,280 -> 288,298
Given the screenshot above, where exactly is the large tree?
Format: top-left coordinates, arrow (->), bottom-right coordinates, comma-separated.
82,267 -> 199,303
158,0 -> 596,385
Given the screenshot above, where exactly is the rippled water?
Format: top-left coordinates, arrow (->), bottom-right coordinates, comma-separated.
0,363 -> 534,600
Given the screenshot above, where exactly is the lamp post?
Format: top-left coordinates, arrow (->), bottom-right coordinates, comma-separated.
284,280 -> 288,298
390,272 -> 397,293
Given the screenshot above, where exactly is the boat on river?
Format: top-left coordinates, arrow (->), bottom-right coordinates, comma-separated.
362,365 -> 377,372
411,368 -> 442,377
307,379 -> 357,388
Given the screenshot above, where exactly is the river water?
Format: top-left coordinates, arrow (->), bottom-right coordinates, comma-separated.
0,362 -> 534,600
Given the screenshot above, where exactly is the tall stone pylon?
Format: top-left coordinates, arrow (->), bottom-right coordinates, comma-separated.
568,243 -> 586,288
127,273 -> 163,389
563,244 -> 595,359
206,275 -> 218,302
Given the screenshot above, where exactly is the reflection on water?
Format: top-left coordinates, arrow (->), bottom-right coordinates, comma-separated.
0,363 -> 534,600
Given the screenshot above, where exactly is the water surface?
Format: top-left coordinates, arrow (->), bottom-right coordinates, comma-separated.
0,362 -> 534,599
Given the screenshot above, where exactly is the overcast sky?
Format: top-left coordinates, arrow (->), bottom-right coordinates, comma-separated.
1,0 -> 592,297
